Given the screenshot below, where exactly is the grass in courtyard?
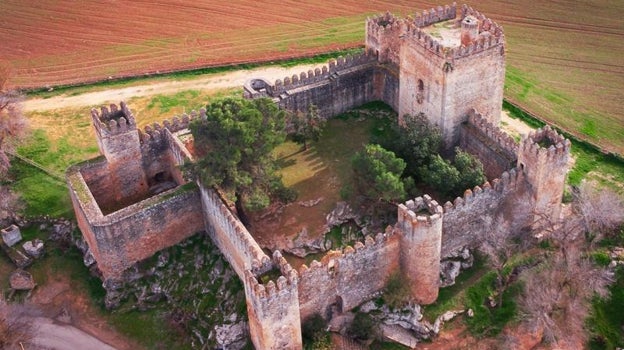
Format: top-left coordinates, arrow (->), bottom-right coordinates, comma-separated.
259,107 -> 376,239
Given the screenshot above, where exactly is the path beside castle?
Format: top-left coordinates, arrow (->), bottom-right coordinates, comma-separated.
23,64 -> 318,112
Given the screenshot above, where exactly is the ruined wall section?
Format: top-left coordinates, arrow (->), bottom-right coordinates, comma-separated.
517,126 -> 571,226
397,195 -> 442,304
297,229 -> 400,321
440,168 -> 527,257
198,185 -> 272,279
245,251 -> 302,350
68,164 -> 204,281
459,108 -> 518,179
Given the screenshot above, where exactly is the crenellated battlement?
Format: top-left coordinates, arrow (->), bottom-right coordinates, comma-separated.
367,12 -> 407,34
412,3 -> 457,28
271,52 -> 377,95
520,125 -> 571,164
91,102 -> 137,136
138,108 -> 206,143
467,108 -> 518,155
397,195 -> 443,234
298,228 -> 392,278
460,4 -> 504,38
442,167 -> 524,214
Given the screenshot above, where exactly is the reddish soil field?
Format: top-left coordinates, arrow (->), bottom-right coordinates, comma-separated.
1,0 -> 623,152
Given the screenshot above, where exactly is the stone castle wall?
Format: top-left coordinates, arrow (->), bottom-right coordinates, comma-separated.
68,164 -> 204,280
198,186 -> 272,279
297,230 -> 401,321
459,108 -> 518,179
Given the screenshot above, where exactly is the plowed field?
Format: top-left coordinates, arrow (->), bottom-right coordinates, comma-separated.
1,0 -> 623,152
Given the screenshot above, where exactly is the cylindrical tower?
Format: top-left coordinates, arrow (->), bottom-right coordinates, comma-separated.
461,15 -> 479,46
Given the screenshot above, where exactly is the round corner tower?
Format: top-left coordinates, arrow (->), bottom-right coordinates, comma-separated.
397,195 -> 443,304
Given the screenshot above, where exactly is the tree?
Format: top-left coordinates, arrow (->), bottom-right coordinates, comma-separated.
352,144 -> 408,203
375,113 -> 442,175
0,63 -> 27,225
189,97 -> 287,216
574,181 -> 624,244
0,295 -> 34,348
453,148 -> 486,192
519,247 -> 611,347
291,104 -> 325,150
0,63 -> 27,177
420,149 -> 485,197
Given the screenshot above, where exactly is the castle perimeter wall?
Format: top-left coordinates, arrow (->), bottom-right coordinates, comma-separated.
440,167 -> 529,257
68,165 -> 204,281
297,230 -> 400,321
198,185 -> 272,279
459,109 -> 518,179
245,52 -> 389,119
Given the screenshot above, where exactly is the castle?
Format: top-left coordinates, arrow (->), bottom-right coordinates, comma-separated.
66,4 -> 570,349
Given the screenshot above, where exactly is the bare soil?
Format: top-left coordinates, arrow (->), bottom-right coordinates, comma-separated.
26,274 -> 140,350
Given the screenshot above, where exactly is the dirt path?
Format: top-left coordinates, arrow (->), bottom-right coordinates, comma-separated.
24,63 -> 319,112
29,316 -> 117,350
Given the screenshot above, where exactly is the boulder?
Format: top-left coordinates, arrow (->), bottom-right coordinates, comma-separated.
23,239 -> 44,258
326,202 -> 357,228
215,321 -> 248,350
10,269 -> 35,290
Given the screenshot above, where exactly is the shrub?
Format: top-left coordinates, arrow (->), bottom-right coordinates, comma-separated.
349,312 -> 376,341
383,272 -> 411,310
302,313 -> 327,342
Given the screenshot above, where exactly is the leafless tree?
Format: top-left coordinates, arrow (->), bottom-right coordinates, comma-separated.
519,245 -> 612,347
0,294 -> 35,349
574,181 -> 624,244
0,63 -> 27,178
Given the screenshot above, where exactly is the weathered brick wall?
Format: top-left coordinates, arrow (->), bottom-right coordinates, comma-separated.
440,167 -> 529,257
297,232 -> 400,321
459,109 -> 518,179
442,46 -> 505,146
68,164 -> 204,280
198,185 -> 272,279
397,196 -> 443,304
517,126 -> 571,225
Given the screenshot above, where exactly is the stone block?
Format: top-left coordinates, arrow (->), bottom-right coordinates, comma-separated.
1,225 -> 22,247
10,269 -> 35,290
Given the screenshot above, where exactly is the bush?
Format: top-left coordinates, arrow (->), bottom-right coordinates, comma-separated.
302,313 -> 327,342
349,312 -> 376,341
383,272 -> 411,310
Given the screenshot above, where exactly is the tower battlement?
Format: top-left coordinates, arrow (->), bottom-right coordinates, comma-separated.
91,102 -> 137,137
398,194 -> 443,234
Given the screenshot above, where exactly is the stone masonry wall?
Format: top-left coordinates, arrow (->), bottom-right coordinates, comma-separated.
198,185 -> 272,279
244,52 -> 381,119
297,230 -> 400,321
459,108 -> 518,179
68,164 -> 204,281
440,167 -> 529,257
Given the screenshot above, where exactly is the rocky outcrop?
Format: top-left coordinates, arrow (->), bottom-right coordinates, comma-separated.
76,233 -> 250,349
